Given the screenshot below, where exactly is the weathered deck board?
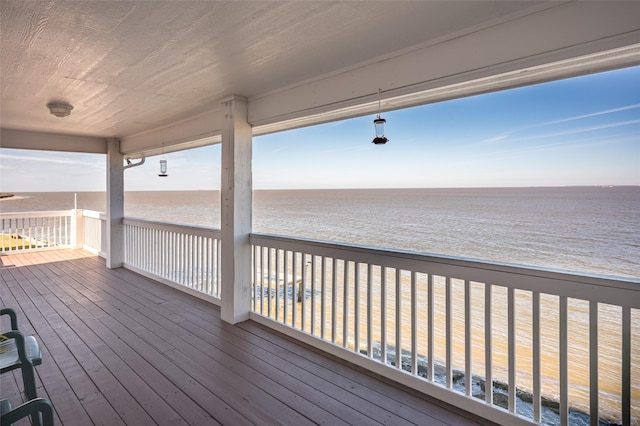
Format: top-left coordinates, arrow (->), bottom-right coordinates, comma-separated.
0,249 -> 494,425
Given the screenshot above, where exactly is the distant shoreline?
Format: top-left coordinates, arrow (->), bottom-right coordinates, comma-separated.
0,194 -> 27,201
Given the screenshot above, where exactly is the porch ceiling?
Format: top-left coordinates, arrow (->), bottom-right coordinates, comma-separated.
1,1 -> 640,156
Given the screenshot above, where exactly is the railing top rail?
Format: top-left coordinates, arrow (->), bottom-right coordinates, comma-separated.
250,232 -> 640,308
0,210 -> 74,219
123,216 -> 221,238
80,209 -> 105,220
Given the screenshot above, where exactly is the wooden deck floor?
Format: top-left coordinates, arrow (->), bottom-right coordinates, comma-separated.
0,249 -> 494,426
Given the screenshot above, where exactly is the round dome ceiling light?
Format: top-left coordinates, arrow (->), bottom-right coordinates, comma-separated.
46,102 -> 73,118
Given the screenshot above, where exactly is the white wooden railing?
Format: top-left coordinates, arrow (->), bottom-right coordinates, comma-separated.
249,233 -> 639,426
122,217 -> 222,300
67,212 -> 222,301
0,210 -> 74,251
80,209 -> 106,256
3,211 -> 637,425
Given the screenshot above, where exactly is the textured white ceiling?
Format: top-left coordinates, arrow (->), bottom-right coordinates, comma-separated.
1,1 -> 542,139
2,0 -> 640,156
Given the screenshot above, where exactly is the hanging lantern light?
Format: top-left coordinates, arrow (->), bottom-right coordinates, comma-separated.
373,117 -> 388,145
158,158 -> 168,177
372,89 -> 388,145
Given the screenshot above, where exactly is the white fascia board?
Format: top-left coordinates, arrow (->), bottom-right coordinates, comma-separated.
253,41 -> 640,137
0,128 -> 107,153
250,1 -> 640,135
120,107 -> 223,158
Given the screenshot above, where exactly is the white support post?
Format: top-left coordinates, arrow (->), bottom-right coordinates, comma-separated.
71,191 -> 83,249
220,96 -> 252,324
106,138 -> 124,268
73,208 -> 84,249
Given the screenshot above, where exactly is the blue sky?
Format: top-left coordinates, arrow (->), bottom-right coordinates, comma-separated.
1,66 -> 638,192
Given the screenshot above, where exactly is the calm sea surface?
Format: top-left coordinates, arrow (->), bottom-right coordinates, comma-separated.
3,186 -> 638,278
2,187 -> 639,424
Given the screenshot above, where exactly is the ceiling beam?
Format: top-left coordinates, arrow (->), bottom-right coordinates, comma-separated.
119,108 -> 223,158
0,129 -> 107,153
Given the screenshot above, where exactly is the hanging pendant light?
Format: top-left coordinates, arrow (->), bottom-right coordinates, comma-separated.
372,89 -> 388,145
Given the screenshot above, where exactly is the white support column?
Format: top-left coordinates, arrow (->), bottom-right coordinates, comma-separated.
73,208 -> 84,249
106,138 -> 124,269
220,96 -> 252,324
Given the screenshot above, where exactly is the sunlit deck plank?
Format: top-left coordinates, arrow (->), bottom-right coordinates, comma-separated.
0,249 -> 493,425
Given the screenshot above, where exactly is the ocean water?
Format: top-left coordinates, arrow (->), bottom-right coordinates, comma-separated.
2,186 -> 639,424
4,186 -> 636,278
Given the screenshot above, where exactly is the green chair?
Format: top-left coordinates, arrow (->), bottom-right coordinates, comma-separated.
1,307 -> 43,425
0,308 -> 42,371
1,397 -> 54,426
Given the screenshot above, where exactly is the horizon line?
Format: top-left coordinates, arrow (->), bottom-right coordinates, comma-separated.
3,184 -> 638,194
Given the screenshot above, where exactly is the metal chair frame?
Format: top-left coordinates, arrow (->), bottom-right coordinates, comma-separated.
0,397 -> 54,426
1,308 -> 45,425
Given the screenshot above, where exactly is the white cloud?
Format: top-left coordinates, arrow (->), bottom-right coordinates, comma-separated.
538,103 -> 640,127
0,152 -> 103,168
476,104 -> 640,147
479,134 -> 509,144
508,119 -> 640,143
